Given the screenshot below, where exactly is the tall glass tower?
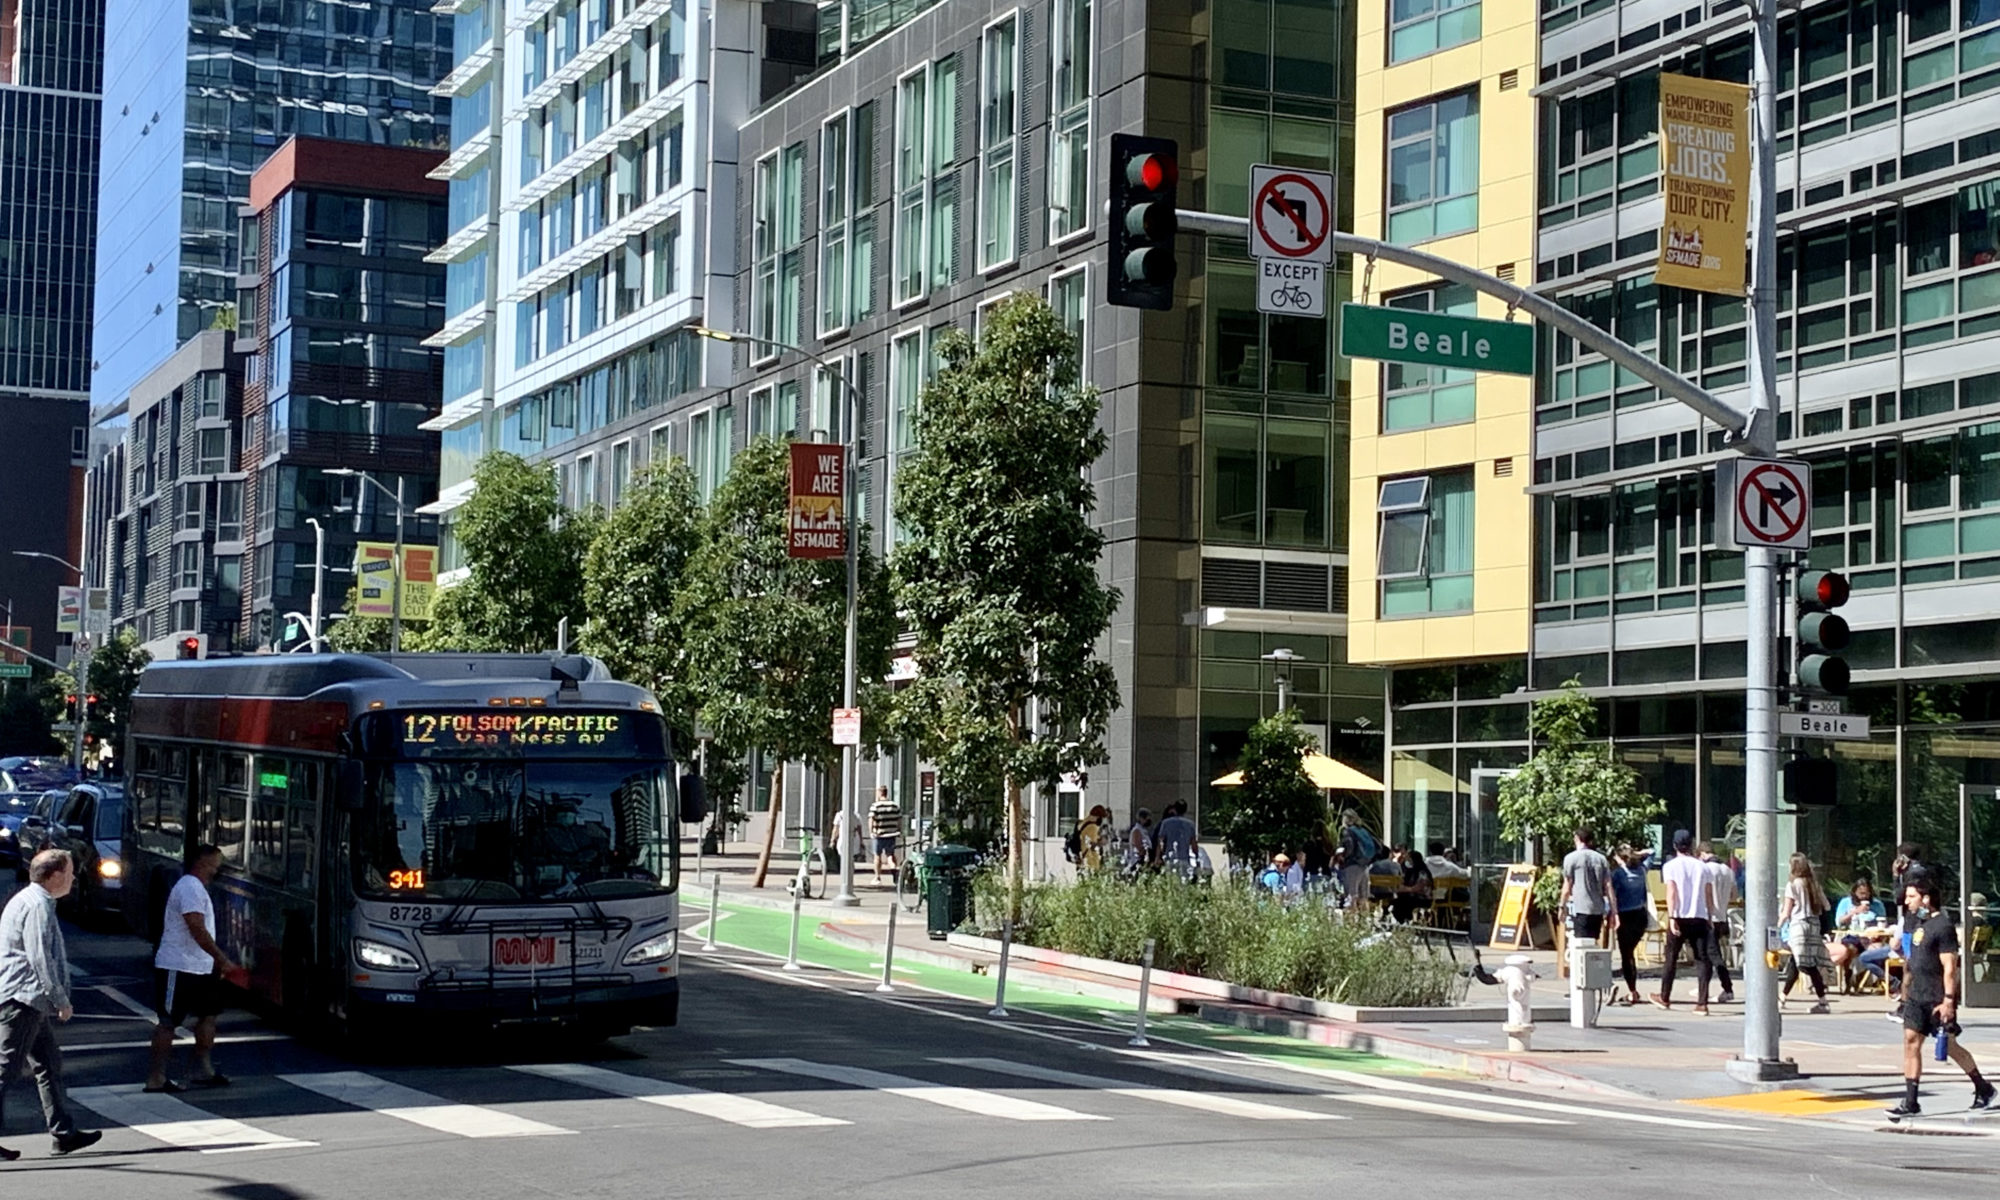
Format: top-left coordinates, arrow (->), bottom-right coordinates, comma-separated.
91,0 -> 454,411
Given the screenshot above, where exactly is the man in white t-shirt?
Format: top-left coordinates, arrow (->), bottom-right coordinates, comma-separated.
145,845 -> 240,1093
1699,843 -> 1738,1003
1650,830 -> 1719,1014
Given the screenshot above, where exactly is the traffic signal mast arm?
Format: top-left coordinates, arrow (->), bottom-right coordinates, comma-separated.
1173,209 -> 1763,451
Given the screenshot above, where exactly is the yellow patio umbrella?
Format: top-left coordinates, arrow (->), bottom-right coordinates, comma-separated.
1211,753 -> 1384,792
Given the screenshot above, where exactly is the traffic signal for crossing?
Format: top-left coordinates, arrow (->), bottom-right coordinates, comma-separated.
1795,569 -> 1850,696
177,634 -> 208,660
1107,133 -> 1179,311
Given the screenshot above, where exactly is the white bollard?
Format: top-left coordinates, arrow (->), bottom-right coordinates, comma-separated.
702,874 -> 722,951
1129,938 -> 1157,1047
989,921 -> 1013,1017
1499,953 -> 1537,1052
782,887 -> 804,971
877,904 -> 899,994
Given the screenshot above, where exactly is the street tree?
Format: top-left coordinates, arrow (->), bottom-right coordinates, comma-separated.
582,458 -> 703,731
424,452 -> 597,652
37,630 -> 150,760
1213,710 -> 1325,867
1498,678 -> 1663,909
680,437 -> 894,887
324,585 -> 393,653
892,294 -> 1121,919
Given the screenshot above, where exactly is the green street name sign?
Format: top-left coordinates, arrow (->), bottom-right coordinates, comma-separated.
1340,304 -> 1535,376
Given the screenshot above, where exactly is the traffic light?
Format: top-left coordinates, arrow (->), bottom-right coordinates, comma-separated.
1796,569 -> 1851,695
63,693 -> 77,719
1783,755 -> 1838,807
1107,133 -> 1178,310
177,634 -> 208,660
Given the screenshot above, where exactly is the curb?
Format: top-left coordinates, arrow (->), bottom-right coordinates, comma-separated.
1195,1004 -> 1645,1100
814,923 -> 1182,1012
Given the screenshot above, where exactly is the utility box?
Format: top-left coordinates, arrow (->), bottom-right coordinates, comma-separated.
1574,947 -> 1614,991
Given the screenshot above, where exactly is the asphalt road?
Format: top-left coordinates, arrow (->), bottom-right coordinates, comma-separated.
5,908 -> 2000,1198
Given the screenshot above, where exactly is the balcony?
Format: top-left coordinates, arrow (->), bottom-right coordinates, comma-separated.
272,429 -> 442,476
287,360 -> 446,404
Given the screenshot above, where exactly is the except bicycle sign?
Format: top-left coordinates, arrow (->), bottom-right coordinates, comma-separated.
1251,164 -> 1333,317
1717,457 -> 1810,550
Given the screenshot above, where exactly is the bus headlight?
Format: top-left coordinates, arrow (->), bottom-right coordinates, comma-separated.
621,930 -> 677,966
353,938 -> 420,971
98,858 -> 122,879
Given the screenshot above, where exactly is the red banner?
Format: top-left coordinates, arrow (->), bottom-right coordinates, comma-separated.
787,442 -> 846,559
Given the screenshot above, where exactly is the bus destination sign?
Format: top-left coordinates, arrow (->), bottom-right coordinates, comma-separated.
399,710 -> 629,754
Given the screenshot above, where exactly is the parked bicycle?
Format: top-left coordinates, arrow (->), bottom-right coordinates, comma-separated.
895,820 -> 939,912
785,825 -> 831,900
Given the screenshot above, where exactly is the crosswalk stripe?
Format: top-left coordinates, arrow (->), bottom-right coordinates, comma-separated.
69,1084 -> 317,1153
508,1062 -> 849,1128
279,1071 -> 574,1139
933,1057 -> 1342,1121
1298,1066 -> 1740,1131
729,1058 -> 1108,1122
1322,1093 -> 1568,1125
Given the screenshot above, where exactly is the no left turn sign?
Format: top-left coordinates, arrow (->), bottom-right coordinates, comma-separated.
1250,164 -> 1334,264
1719,457 -> 1811,550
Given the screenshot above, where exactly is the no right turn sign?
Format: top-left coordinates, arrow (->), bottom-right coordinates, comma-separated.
1717,457 -> 1811,550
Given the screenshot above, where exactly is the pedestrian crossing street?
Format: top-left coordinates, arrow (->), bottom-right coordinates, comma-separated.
56,1051 -> 1741,1156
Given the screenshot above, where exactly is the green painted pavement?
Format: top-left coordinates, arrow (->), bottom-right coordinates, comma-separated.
693,902 -> 1423,1077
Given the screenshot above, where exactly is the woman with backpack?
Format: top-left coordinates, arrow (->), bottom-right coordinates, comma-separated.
1067,805 -> 1112,875
1335,809 -> 1378,911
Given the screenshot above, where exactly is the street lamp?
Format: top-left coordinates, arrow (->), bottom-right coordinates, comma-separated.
1262,647 -> 1300,713
12,549 -> 90,769
691,325 -> 865,908
304,517 -> 327,652
326,469 -> 409,653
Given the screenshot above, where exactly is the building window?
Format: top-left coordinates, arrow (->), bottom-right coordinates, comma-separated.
1386,91 -> 1479,244
651,216 -> 681,301
889,329 -> 924,543
1379,470 -> 1474,615
1382,284 -> 1477,431
1203,412 -> 1331,547
894,58 -> 961,304
196,428 -> 229,475
821,112 -> 852,334
178,543 -> 202,592
1049,0 -> 1092,241
979,15 -> 1021,270
180,482 -> 205,532
1049,266 -> 1089,382
1389,0 -> 1480,64
610,440 -> 632,506
690,405 -> 736,500
753,145 -> 806,350
576,454 -> 598,509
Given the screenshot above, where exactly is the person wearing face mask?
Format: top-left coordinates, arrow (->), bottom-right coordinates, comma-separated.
1887,877 -> 1996,1119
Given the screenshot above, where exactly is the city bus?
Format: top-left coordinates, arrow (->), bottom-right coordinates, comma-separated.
123,652 -> 703,1042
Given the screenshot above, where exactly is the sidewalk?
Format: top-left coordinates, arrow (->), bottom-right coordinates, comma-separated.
681,843 -> 1996,1128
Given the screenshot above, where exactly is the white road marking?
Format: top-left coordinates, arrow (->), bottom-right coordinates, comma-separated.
508,1062 -> 848,1129
934,1057 -> 1342,1121
95,983 -> 157,1019
1324,1093 -> 1569,1125
730,1057 -> 1107,1122
1253,1062 -> 1743,1131
67,1032 -> 288,1053
279,1071 -> 574,1139
69,1084 -> 316,1153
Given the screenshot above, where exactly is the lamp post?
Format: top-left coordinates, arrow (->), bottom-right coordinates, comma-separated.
327,469 -> 408,653
1262,647 -> 1299,714
305,517 -> 327,652
13,549 -> 89,769
691,325 -> 864,908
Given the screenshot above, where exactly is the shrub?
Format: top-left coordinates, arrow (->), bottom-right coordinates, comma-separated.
967,871 -> 1460,1007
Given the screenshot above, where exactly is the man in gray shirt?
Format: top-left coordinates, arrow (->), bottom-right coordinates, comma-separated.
0,849 -> 101,1159
1155,801 -> 1198,879
1558,825 -> 1619,945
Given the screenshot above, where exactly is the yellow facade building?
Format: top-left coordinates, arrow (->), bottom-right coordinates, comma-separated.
1347,0 -> 1539,673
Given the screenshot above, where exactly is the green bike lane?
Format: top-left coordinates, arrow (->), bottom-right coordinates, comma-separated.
688,901 -> 1431,1080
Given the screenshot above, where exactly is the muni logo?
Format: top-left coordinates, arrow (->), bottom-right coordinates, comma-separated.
494,935 -> 559,967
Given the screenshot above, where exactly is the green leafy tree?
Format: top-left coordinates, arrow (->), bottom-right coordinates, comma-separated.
36,630 -> 150,760
1499,679 -> 1663,908
680,438 -> 895,887
425,452 -> 597,652
1213,710 -> 1325,866
892,294 -> 1122,918
582,458 -> 703,728
324,585 -> 394,653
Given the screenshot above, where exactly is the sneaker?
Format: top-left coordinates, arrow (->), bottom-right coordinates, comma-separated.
1885,1010 -> 1905,1023
1648,993 -> 1673,1010
0,1144 -> 18,1162
1809,1001 -> 1831,1014
50,1130 -> 101,1156
1693,1003 -> 1711,1015
1974,1083 -> 1997,1110
1718,991 -> 1736,1004
1887,1100 -> 1922,1120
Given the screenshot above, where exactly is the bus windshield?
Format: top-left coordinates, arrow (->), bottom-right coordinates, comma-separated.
354,759 -> 674,902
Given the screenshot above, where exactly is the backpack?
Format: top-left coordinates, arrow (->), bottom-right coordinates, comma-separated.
1063,827 -> 1083,863
1347,825 -> 1378,862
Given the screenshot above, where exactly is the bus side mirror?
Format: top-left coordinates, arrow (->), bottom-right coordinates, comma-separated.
338,761 -> 365,811
678,773 -> 707,825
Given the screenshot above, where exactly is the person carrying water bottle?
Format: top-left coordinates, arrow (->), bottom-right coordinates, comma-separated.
1887,875 -> 1996,1119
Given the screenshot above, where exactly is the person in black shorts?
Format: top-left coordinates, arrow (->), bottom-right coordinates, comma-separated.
1888,876 -> 1997,1118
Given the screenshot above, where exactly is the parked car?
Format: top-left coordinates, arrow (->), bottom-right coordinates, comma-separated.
11,788 -> 68,878
44,783 -> 125,916
0,779 -> 37,867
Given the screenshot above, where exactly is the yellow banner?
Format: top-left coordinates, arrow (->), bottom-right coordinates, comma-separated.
1656,73 -> 1750,296
354,543 -> 437,622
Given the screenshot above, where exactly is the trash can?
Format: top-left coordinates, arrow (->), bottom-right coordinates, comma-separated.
925,845 -> 980,939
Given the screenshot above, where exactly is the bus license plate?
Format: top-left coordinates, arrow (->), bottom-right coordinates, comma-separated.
491,934 -> 569,970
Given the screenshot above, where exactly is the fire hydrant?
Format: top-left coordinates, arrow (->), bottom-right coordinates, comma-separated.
1498,953 -> 1537,1052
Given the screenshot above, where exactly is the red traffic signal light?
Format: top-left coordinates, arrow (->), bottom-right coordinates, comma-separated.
1107,134 -> 1179,311
85,693 -> 97,706
178,636 -> 204,660
1129,152 -> 1177,192
1800,570 -> 1850,608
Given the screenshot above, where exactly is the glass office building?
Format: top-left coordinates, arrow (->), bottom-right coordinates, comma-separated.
91,0 -> 453,412
0,0 -> 101,656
